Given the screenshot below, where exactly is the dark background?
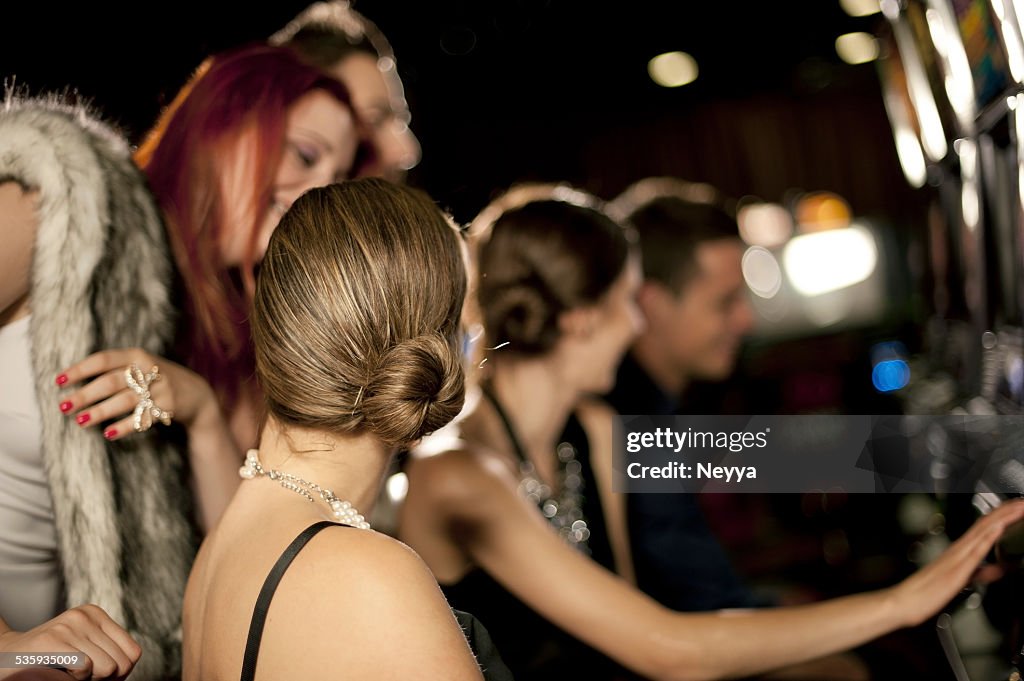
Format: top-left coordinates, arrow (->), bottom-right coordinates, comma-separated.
2,1 -> 925,225
2,6 -> 995,676
1,0 -> 929,499
2,1 -> 931,409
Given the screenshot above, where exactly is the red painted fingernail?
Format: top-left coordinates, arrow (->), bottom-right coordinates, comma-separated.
75,413 -> 91,425
59,401 -> 73,413
104,428 -> 117,440
55,374 -> 68,386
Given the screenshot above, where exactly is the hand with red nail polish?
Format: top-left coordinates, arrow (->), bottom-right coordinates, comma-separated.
59,348 -> 241,530
56,349 -> 220,442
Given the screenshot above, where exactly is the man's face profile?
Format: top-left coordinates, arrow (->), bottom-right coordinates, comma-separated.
660,238 -> 754,381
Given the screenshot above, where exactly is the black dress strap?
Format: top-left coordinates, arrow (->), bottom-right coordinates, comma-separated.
240,521 -> 350,681
479,383 -> 530,464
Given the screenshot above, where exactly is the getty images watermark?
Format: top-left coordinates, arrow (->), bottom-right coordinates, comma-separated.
613,415 -> 1024,493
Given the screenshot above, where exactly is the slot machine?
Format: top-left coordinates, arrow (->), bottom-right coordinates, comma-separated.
878,0 -> 977,413
880,2 -> 1024,679
955,0 -> 1024,417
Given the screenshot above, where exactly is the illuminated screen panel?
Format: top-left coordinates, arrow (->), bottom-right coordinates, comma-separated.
906,0 -> 963,138
952,0 -> 1012,111
878,25 -> 929,185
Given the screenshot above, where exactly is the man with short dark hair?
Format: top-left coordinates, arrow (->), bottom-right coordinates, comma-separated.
605,178 -> 870,680
605,177 -> 758,612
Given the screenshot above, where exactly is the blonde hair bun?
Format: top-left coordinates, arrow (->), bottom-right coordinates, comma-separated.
362,332 -> 465,447
253,178 -> 466,448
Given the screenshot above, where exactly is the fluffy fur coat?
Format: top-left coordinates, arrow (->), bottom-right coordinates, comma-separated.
0,94 -> 197,680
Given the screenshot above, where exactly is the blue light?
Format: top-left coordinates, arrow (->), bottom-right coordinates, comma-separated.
872,359 -> 910,392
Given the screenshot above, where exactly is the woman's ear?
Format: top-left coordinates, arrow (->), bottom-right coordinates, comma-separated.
557,305 -> 599,340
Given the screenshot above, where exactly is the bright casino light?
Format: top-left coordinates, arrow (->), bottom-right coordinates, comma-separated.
795,192 -> 852,232
742,247 -> 783,298
877,29 -> 928,189
893,126 -> 928,188
871,341 -> 911,392
737,202 -> 793,248
1017,95 -> 1024,205
841,0 -> 882,17
873,360 -> 911,392
783,225 -> 878,296
890,17 -> 947,160
385,472 -> 409,503
836,32 -> 880,64
956,138 -> 980,232
925,1 -> 976,131
991,0 -> 1024,83
648,51 -> 699,88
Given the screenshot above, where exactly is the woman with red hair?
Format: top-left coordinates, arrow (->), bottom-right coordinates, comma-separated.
55,44 -> 369,530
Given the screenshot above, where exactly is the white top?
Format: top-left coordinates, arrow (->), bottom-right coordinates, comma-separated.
0,315 -> 63,630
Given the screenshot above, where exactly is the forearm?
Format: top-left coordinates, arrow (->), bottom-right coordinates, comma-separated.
547,579 -> 897,681
467,487 -> 900,681
187,400 -> 243,532
665,589 -> 900,681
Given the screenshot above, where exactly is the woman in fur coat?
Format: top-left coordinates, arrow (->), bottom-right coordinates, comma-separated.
0,47 -> 365,681
53,44 -> 368,530
0,95 -> 194,680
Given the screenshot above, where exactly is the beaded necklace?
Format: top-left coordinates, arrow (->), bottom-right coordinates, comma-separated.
481,385 -> 591,552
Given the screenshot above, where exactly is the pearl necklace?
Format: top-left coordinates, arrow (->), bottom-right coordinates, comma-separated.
238,449 -> 371,530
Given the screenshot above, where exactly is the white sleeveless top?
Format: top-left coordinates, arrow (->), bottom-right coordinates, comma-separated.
0,315 -> 63,630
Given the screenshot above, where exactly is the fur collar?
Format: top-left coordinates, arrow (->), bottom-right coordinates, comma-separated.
0,95 -> 196,680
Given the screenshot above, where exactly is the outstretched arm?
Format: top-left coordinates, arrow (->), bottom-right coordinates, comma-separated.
408,448 -> 1024,681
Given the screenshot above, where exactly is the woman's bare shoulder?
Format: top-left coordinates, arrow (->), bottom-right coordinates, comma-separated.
290,526 -> 439,588
257,528 -> 483,679
407,438 -> 518,509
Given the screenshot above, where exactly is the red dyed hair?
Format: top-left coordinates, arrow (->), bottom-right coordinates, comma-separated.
136,44 -> 369,407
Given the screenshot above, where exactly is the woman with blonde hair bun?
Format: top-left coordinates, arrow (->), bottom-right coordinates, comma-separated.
182,178 -> 489,681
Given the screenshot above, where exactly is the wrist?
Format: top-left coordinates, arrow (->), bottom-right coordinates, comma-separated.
0,628 -> 19,653
189,385 -> 225,434
186,391 -> 242,462
877,585 -> 910,629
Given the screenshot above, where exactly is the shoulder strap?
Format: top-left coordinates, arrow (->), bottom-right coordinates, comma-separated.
240,521 -> 350,681
479,383 -> 529,464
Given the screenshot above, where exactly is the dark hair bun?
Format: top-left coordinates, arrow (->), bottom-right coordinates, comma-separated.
362,333 -> 465,447
472,195 -> 631,359
483,279 -> 561,354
